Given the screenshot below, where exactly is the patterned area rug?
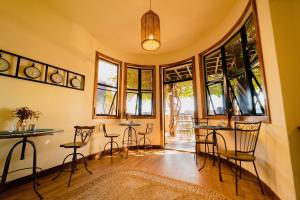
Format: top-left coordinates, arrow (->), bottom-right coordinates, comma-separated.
58,170 -> 230,200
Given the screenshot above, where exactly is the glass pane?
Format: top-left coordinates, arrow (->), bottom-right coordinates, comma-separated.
142,93 -> 152,115
127,68 -> 138,89
126,92 -> 138,115
225,33 -> 246,79
163,63 -> 193,83
245,16 -> 258,65
96,87 -> 117,115
207,83 -> 224,115
141,70 -> 153,90
252,67 -> 265,114
229,75 -> 251,115
204,49 -> 223,82
98,59 -> 118,87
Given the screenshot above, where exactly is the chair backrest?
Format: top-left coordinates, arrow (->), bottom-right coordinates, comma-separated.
234,121 -> 262,155
146,123 -> 154,134
74,126 -> 95,144
192,118 -> 208,127
102,124 -> 109,137
192,118 -> 209,139
177,120 -> 193,130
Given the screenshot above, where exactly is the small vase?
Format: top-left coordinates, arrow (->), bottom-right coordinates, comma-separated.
227,114 -> 232,128
21,120 -> 27,131
16,119 -> 27,131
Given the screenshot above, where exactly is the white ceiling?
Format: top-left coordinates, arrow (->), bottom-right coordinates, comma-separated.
47,0 -> 239,55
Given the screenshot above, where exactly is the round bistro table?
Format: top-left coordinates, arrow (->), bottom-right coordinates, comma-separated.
119,122 -> 141,158
193,125 -> 233,171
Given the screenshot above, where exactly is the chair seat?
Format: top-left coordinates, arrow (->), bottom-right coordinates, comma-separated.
105,134 -> 119,138
60,142 -> 87,148
196,139 -> 214,144
219,150 -> 255,161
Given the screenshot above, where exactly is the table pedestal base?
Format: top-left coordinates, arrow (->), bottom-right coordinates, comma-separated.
198,130 -> 227,171
0,137 -> 43,199
122,127 -> 139,158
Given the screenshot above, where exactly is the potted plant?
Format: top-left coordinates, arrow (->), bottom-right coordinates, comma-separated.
14,107 -> 41,131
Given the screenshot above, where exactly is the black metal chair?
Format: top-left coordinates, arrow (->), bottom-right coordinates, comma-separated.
100,124 -> 121,157
218,121 -> 264,195
192,118 -> 215,164
52,126 -> 95,187
138,123 -> 153,151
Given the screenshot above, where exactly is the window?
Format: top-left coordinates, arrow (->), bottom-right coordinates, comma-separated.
204,49 -> 225,115
93,52 -> 121,118
201,14 -> 270,121
124,63 -> 155,117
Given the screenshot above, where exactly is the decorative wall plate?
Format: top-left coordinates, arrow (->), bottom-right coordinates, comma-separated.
24,63 -> 41,79
71,76 -> 81,88
0,49 -> 85,90
50,70 -> 63,84
0,55 -> 10,72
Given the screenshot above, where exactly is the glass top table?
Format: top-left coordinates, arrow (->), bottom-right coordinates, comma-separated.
119,122 -> 141,127
0,128 -> 63,199
0,129 -> 63,139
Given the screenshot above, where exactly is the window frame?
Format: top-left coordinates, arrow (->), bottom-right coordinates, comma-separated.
199,0 -> 271,123
93,51 -> 122,119
123,63 -> 156,118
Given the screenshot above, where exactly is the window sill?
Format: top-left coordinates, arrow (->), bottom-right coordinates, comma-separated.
93,115 -> 121,119
124,115 -> 156,119
204,115 -> 271,123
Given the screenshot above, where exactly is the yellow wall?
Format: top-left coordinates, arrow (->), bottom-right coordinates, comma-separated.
0,0 -> 297,199
0,0 -> 161,181
268,0 -> 300,198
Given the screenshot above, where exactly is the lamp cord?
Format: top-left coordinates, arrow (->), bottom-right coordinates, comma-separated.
150,0 -> 152,10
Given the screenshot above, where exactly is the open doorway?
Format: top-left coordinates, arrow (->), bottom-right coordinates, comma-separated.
160,58 -> 198,152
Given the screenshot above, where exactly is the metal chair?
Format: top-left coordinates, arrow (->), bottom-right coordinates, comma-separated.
176,114 -> 193,140
52,126 -> 95,187
101,124 -> 121,157
218,121 -> 264,195
138,123 -> 153,151
192,118 -> 215,165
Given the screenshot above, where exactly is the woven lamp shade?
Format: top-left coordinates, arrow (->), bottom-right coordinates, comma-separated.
141,10 -> 160,51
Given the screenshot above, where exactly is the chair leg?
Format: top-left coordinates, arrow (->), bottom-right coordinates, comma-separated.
143,135 -> 146,151
198,142 -> 208,171
218,154 -> 223,182
235,159 -> 238,195
146,137 -> 152,150
78,153 -> 93,174
239,161 -> 242,179
68,153 -> 76,187
101,141 -> 112,158
138,137 -> 143,149
110,138 -> 113,156
52,153 -> 73,181
74,154 -> 78,171
194,143 -> 198,161
112,141 -> 120,152
253,161 -> 264,195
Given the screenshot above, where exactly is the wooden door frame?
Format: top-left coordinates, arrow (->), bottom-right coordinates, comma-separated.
159,57 -> 199,147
